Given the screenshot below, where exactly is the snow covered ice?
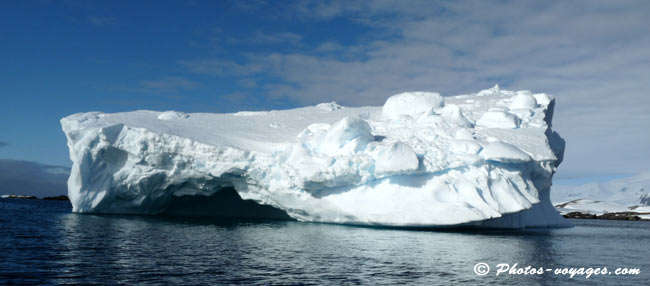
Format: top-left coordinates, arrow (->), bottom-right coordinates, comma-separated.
61,85 -> 568,228
552,172 -> 650,219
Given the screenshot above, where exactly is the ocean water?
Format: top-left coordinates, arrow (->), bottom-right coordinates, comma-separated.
1,198 -> 649,285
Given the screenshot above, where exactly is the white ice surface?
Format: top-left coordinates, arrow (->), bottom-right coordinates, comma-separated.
61,85 -> 567,228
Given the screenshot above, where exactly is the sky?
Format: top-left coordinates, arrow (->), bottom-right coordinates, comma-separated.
1,0 -> 649,182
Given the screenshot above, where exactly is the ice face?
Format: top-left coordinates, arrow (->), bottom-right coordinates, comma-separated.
60,87 -> 568,228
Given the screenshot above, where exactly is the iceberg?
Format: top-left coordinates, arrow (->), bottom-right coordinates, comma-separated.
61,85 -> 568,228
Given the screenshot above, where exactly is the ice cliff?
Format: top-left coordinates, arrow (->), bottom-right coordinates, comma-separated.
61,86 -> 568,228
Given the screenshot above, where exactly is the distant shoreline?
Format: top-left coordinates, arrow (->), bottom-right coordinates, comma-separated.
1,194 -> 69,201
562,211 -> 650,221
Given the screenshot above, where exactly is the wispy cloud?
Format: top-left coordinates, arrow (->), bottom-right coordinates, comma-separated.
314,41 -> 345,53
88,16 -> 117,26
230,31 -> 303,46
230,0 -> 271,12
179,59 -> 265,76
111,76 -> 200,95
238,78 -> 258,88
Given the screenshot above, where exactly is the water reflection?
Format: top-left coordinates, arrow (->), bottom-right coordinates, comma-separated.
53,213 -> 647,285
2,199 -> 648,285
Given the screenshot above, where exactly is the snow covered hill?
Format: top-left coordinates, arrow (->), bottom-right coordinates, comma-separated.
61,86 -> 568,228
552,173 -> 650,218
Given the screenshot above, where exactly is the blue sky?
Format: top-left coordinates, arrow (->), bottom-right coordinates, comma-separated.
1,0 -> 650,181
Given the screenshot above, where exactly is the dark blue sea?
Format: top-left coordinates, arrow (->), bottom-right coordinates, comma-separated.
1,198 -> 649,285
